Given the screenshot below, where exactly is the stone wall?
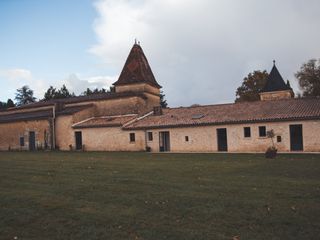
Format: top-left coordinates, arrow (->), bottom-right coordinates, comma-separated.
79,127 -> 145,151
259,90 -> 293,101
67,96 -> 146,116
143,120 -> 320,153
0,119 -> 51,151
115,83 -> 160,96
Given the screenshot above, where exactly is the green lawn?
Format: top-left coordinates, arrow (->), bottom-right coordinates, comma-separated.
0,152 -> 319,240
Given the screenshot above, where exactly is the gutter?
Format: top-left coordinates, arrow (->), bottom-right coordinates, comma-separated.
52,105 -> 56,150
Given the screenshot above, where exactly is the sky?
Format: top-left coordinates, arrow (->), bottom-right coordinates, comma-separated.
1,0 -> 320,107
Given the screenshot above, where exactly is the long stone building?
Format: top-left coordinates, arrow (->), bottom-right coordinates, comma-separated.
0,43 -> 319,152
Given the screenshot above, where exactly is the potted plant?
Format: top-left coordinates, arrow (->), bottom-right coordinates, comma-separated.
265,129 -> 277,158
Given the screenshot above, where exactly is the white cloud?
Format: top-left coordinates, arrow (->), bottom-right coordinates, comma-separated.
89,0 -> 320,106
0,68 -> 47,101
62,74 -> 118,94
0,68 -> 33,81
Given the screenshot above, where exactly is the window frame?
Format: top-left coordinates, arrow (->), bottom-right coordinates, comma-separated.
147,132 -> 153,141
243,127 -> 251,138
19,136 -> 25,147
129,133 -> 136,142
259,126 -> 267,137
277,136 -> 282,143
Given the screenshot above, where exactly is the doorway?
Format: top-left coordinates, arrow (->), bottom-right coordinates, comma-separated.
290,124 -> 303,151
75,131 -> 82,150
159,131 -> 170,152
217,128 -> 228,152
29,131 -> 36,151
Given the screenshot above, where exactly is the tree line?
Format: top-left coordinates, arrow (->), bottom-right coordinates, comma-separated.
0,84 -> 168,109
1,58 -> 319,109
235,59 -> 320,102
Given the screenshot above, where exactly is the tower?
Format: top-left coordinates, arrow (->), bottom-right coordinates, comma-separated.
113,42 -> 161,106
259,61 -> 294,101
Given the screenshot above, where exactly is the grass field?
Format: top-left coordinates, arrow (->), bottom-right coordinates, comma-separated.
0,152 -> 319,240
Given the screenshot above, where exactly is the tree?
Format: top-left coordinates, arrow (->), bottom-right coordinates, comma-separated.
15,85 -> 36,106
43,85 -> 74,100
160,90 -> 168,108
0,99 -> 15,110
235,70 -> 269,102
58,84 -> 73,98
295,59 -> 320,97
0,101 -> 6,110
82,87 -> 106,96
44,86 -> 58,100
6,99 -> 15,108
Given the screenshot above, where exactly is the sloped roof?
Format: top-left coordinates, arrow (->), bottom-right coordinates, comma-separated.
124,98 -> 320,129
261,63 -> 292,92
1,92 -> 147,112
113,43 -> 161,88
0,105 -> 92,123
73,114 -> 137,129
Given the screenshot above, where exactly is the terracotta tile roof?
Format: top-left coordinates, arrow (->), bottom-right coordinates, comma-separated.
0,105 -> 93,123
72,114 -> 137,129
0,109 -> 53,123
113,43 -> 161,89
124,98 -> 320,130
1,92 -> 146,112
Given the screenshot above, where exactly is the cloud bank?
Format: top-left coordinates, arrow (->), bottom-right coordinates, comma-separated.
90,0 -> 320,106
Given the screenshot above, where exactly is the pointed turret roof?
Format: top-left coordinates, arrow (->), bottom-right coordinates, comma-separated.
261,61 -> 292,92
113,43 -> 161,88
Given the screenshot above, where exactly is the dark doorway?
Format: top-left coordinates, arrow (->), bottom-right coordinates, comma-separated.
290,124 -> 303,151
217,128 -> 228,152
29,131 -> 36,151
75,131 -> 82,150
159,131 -> 170,152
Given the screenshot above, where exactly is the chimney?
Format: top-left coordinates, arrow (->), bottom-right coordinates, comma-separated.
153,106 -> 162,116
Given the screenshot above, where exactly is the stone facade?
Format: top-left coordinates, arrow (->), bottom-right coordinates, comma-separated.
0,44 -> 319,153
260,90 -> 294,101
0,119 -> 51,151
143,120 -> 320,153
78,128 -> 145,151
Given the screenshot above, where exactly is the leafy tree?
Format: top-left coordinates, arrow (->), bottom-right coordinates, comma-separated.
15,85 -> 36,106
0,99 -> 15,110
43,84 -> 74,100
0,101 -> 6,110
6,99 -> 15,108
44,86 -> 58,100
160,90 -> 168,108
58,84 -> 73,98
235,70 -> 269,102
295,59 -> 320,97
82,87 -> 106,96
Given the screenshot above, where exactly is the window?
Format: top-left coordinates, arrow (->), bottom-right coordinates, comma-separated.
277,136 -> 282,143
259,126 -> 266,137
148,132 -> 153,141
130,133 -> 135,142
244,127 -> 251,138
19,137 -> 24,147
185,136 -> 189,142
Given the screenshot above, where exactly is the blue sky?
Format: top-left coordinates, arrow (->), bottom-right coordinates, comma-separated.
0,0 -> 108,100
1,0 -> 320,106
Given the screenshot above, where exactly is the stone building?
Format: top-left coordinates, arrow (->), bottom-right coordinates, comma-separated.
0,43 -> 319,152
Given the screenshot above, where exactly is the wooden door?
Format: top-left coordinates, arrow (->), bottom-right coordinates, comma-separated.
159,131 -> 170,152
290,125 -> 303,151
75,131 -> 82,150
217,128 -> 228,152
29,131 -> 36,151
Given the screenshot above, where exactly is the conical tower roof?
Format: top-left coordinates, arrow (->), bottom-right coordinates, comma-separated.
113,43 -> 161,88
261,61 -> 292,92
